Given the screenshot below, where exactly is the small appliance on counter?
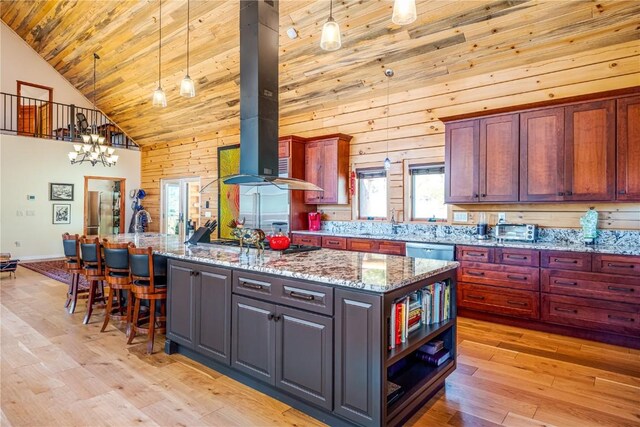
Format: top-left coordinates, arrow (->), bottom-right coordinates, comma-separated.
475,212 -> 490,240
308,212 -> 321,231
494,223 -> 538,242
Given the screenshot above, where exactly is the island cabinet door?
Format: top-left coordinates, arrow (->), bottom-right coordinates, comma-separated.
195,265 -> 232,365
334,289 -> 382,426
275,306 -> 333,410
167,260 -> 197,349
231,295 -> 277,385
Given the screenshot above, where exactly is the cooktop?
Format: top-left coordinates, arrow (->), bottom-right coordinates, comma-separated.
199,239 -> 321,255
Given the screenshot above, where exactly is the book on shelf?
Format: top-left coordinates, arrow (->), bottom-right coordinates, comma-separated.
415,348 -> 451,366
387,380 -> 404,405
419,340 -> 444,355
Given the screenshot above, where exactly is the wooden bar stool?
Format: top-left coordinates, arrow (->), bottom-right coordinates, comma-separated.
128,247 -> 167,354
102,242 -> 134,333
80,237 -> 107,325
62,233 -> 88,313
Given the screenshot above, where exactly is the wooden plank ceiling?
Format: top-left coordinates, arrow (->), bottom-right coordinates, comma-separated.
2,0 -> 638,147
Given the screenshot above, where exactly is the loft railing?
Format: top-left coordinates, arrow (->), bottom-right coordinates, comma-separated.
0,92 -> 138,150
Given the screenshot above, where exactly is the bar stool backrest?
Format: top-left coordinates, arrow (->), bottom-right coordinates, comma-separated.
62,233 -> 81,264
80,237 -> 105,274
104,242 -> 133,277
129,247 -> 166,293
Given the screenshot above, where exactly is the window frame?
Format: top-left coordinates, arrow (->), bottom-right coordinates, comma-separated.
404,161 -> 450,223
356,167 -> 389,221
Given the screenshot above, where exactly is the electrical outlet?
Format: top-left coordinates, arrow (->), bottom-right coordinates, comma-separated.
14,241 -> 20,247
16,210 -> 24,217
453,212 -> 468,222
204,211 -> 212,218
498,212 -> 506,223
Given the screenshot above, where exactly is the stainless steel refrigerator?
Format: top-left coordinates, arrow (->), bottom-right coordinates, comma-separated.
87,191 -> 114,235
238,185 -> 290,235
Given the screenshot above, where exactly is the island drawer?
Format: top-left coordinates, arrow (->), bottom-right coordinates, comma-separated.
456,246 -> 493,263
278,279 -> 333,315
540,251 -> 592,271
542,294 -> 639,336
458,282 -> 539,319
292,234 -> 322,247
322,236 -> 347,250
377,241 -> 406,256
541,269 -> 640,304
458,262 -> 539,291
592,254 -> 640,276
347,238 -> 379,253
495,248 -> 540,267
233,271 -> 282,302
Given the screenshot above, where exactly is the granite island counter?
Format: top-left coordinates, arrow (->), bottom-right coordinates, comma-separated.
104,233 -> 459,426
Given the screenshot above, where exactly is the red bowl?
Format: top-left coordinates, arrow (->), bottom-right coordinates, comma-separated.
269,235 -> 291,250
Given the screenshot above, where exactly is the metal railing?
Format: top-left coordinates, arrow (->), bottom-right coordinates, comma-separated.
0,92 -> 138,149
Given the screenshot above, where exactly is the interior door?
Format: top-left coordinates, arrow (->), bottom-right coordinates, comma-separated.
161,178 -> 201,238
17,105 -> 36,136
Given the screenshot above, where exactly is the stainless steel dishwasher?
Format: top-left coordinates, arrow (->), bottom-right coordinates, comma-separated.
405,242 -> 455,261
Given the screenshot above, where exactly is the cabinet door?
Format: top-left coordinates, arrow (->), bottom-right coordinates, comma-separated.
166,261 -> 196,349
304,141 -> 323,203
196,266 -> 231,365
479,114 -> 519,202
564,100 -> 615,201
275,306 -> 333,410
319,140 -> 339,203
617,95 -> 640,201
445,120 -> 479,203
520,108 -> 565,201
334,289 -> 382,426
231,295 -> 277,385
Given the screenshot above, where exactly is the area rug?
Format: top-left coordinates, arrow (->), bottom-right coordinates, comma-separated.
20,259 -> 89,289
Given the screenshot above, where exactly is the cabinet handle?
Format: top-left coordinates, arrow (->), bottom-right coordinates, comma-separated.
327,240 -> 340,245
288,291 -> 315,301
467,294 -> 485,300
566,191 -> 573,196
607,263 -> 634,269
466,252 -> 485,257
481,194 -> 486,197
267,313 -> 275,320
241,281 -> 264,290
507,275 -> 527,281
273,315 -> 282,322
554,280 -> 578,286
507,300 -> 527,306
190,271 -> 200,277
608,314 -> 634,322
506,255 -> 528,260
554,307 -> 578,314
607,286 -> 634,293
554,258 -> 578,264
619,190 -> 626,194
474,194 -> 479,198
557,192 -> 564,196
467,271 -> 485,277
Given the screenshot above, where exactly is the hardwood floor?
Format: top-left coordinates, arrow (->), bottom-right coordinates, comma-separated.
2,267 -> 639,427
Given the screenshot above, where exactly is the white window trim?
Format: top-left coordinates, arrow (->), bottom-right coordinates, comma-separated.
403,158 -> 451,224
351,161 -> 391,221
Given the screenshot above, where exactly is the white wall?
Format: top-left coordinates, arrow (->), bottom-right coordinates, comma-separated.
0,135 -> 141,260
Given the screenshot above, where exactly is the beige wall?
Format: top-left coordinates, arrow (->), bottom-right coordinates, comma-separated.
142,40 -> 640,232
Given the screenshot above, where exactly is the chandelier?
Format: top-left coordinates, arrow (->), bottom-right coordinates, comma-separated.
68,53 -> 118,166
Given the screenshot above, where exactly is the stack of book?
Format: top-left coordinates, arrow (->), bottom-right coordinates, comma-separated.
415,340 -> 451,366
388,281 -> 452,349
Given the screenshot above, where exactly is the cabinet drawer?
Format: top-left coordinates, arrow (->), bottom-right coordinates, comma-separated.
347,238 -> 379,253
458,262 -> 539,291
592,254 -> 640,276
377,241 -> 406,256
233,271 -> 282,302
456,246 -> 493,263
495,248 -> 540,267
458,282 -> 539,319
278,279 -> 334,316
322,236 -> 347,250
541,269 -> 640,304
541,251 -> 592,271
542,293 -> 639,336
291,234 -> 322,247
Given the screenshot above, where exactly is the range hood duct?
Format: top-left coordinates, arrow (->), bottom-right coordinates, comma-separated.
218,0 -> 323,192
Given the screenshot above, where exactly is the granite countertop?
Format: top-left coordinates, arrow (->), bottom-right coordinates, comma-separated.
103,233 -> 458,293
291,230 -> 640,256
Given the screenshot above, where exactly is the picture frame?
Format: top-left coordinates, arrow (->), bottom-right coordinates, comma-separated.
50,183 -> 74,201
52,203 -> 71,224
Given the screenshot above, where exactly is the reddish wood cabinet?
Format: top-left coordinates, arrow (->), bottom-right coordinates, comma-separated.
321,236 -> 347,250
616,95 -> 640,201
445,120 -> 479,203
304,134 -> 352,204
291,234 -> 321,247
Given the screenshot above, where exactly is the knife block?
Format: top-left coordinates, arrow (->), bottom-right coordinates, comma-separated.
186,227 -> 212,244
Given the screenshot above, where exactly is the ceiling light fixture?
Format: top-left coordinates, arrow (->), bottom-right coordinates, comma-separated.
383,68 -> 394,171
392,0 -> 417,25
68,53 -> 118,167
152,0 -> 167,107
180,0 -> 195,98
320,0 -> 341,51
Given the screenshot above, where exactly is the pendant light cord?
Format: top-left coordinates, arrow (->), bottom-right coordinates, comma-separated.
186,0 -> 190,75
330,0 -> 333,19
386,73 -> 390,158
158,0 -> 162,86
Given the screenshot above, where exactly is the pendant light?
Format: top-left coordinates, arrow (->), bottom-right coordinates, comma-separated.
383,69 -> 394,171
392,0 -> 417,25
320,0 -> 341,51
152,0 -> 167,107
180,0 -> 195,97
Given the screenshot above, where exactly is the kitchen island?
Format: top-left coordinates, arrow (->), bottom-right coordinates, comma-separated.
106,233 -> 459,427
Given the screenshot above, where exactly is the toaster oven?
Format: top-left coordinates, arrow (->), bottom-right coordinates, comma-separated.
494,223 -> 538,242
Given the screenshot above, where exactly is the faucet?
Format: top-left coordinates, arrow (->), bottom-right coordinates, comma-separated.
134,209 -> 152,233
390,208 -> 400,234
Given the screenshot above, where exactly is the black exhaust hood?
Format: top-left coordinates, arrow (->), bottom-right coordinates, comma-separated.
220,0 -> 323,192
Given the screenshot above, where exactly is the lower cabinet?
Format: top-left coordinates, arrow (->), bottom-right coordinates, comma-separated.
167,260 -> 232,365
231,294 -> 334,410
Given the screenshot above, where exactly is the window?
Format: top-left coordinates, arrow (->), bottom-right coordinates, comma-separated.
358,169 -> 387,219
410,164 -> 446,221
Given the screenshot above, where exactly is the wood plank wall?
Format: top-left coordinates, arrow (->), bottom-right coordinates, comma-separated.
141,40 -> 640,232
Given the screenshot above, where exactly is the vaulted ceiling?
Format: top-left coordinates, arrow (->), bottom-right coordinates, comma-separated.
2,0 -> 638,147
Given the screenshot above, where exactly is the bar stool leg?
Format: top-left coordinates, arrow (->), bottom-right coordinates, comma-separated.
69,273 -> 79,314
64,274 -> 73,308
127,296 -> 140,344
147,299 -> 156,354
125,291 -> 133,337
83,279 -> 97,325
100,285 -> 114,332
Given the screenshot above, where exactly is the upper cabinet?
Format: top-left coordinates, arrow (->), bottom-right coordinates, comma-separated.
304,134 -> 352,204
616,95 -> 640,201
445,120 -> 479,203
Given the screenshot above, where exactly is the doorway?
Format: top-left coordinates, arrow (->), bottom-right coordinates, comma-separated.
161,178 -> 201,239
17,81 -> 53,137
84,176 -> 126,236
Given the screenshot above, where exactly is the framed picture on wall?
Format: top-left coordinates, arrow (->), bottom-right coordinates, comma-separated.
52,204 -> 71,224
50,183 -> 74,201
